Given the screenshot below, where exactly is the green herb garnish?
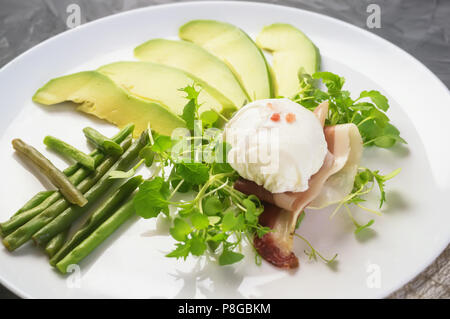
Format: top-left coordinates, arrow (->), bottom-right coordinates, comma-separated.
133,84 -> 270,265
292,70 -> 406,148
133,70 -> 406,266
292,70 -> 404,234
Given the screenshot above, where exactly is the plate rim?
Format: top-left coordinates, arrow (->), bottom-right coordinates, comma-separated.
0,0 -> 448,299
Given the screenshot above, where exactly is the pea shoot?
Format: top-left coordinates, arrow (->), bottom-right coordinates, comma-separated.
133,69 -> 406,266
292,71 -> 404,234
292,70 -> 406,148
133,84 -> 270,266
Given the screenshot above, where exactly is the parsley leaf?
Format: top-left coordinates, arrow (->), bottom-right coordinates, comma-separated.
219,247 -> 244,266
133,177 -> 170,218
243,198 -> 258,224
175,162 -> 209,185
190,211 -> 209,230
313,71 -> 345,93
170,176 -> 192,193
203,197 -> 223,216
358,90 -> 389,112
294,70 -> 405,148
178,84 -> 200,101
371,124 -> 407,148
181,99 -> 197,131
221,210 -> 238,232
200,110 -> 219,127
190,236 -> 207,256
166,242 -> 191,260
169,218 -> 192,241
130,83 -> 290,267
151,135 -> 172,153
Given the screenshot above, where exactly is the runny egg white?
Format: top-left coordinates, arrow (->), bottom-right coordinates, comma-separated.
224,98 -> 327,193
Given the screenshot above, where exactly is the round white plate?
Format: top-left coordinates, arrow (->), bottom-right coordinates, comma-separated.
0,1 -> 449,299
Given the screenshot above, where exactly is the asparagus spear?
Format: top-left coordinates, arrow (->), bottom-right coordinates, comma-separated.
12,139 -> 88,207
45,230 -> 68,258
63,124 -> 134,176
83,127 -> 123,156
2,136 -> 134,251
31,130 -> 148,247
56,198 -> 136,274
0,138 -> 132,236
50,175 -> 143,265
44,136 -> 95,171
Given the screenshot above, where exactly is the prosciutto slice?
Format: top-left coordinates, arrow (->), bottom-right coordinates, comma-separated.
234,102 -> 363,269
310,123 -> 363,208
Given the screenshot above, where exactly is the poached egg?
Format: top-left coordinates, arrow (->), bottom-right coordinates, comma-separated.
224,98 -> 327,193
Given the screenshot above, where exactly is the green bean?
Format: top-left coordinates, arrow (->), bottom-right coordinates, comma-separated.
83,127 -> 123,156
50,175 -> 143,265
31,130 -> 148,247
0,138 -> 132,236
1,192 -> 60,237
63,123 -> 134,176
3,158 -> 113,251
2,126 -> 134,236
1,156 -> 100,235
2,137 -> 133,251
12,139 -> 87,207
45,230 -> 68,258
44,136 -> 95,171
12,191 -> 55,217
56,198 -> 136,274
13,125 -> 134,217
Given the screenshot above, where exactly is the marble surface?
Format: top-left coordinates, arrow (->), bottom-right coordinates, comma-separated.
0,0 -> 449,299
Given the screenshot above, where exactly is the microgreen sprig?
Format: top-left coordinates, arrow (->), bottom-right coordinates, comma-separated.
133,84 -> 269,266
292,70 -> 406,148
292,71 -> 404,234
294,232 -> 338,264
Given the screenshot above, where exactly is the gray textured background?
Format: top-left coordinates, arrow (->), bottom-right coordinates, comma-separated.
0,0 -> 449,299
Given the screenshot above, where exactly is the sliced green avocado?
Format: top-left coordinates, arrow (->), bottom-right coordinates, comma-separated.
134,39 -> 250,108
32,71 -> 186,137
97,61 -> 236,117
179,20 -> 274,100
256,23 -> 320,98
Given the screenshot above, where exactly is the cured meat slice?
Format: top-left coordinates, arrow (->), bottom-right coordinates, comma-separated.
254,202 -> 299,269
240,151 -> 336,268
310,123 -> 363,208
234,101 -> 363,268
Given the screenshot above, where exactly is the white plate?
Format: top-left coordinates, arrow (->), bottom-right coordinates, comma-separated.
0,1 -> 449,299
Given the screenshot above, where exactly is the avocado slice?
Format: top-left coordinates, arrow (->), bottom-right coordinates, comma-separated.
134,39 -> 250,108
179,20 -> 274,100
32,71 -> 186,137
256,23 -> 321,98
97,61 -> 236,117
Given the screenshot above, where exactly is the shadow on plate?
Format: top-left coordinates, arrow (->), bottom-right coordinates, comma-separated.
169,257 -> 246,299
355,228 -> 377,243
383,190 -> 409,214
